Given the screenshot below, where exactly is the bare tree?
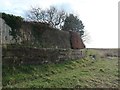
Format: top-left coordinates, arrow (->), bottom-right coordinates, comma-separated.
81,30 -> 91,43
27,7 -> 42,22
26,6 -> 67,29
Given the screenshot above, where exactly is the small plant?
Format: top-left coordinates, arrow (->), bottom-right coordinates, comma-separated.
65,65 -> 75,70
99,68 -> 104,72
51,70 -> 56,74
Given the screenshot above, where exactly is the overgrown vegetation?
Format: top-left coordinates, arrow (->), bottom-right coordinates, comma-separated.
20,22 -> 71,48
27,21 -> 52,45
2,49 -> 118,88
1,13 -> 23,42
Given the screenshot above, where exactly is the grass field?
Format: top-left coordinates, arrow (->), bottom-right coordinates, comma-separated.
2,49 -> 119,88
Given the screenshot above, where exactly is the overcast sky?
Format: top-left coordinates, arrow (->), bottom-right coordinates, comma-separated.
0,0 -> 118,48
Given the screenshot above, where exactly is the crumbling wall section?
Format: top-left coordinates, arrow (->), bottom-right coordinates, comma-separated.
2,47 -> 85,65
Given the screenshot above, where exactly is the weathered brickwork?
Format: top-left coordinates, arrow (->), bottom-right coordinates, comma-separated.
70,31 -> 85,49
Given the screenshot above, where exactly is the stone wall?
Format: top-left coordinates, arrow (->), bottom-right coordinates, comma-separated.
2,47 -> 85,65
19,22 -> 71,49
1,20 -> 86,49
0,18 -> 13,44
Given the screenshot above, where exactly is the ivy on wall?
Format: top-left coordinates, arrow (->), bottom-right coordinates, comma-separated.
1,13 -> 23,42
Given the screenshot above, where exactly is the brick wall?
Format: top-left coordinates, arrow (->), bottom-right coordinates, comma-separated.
70,31 -> 85,49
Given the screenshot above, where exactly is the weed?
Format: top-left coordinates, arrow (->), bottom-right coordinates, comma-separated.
99,68 -> 105,72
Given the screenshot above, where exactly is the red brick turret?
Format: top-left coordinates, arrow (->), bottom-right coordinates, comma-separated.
69,31 -> 85,49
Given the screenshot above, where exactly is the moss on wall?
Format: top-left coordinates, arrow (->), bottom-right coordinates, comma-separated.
20,22 -> 71,48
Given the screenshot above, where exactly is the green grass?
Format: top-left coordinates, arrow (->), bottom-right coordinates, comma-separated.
2,49 -> 119,88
